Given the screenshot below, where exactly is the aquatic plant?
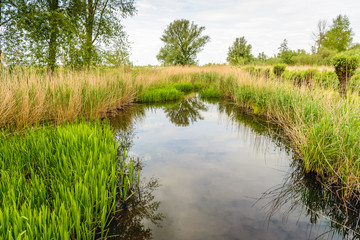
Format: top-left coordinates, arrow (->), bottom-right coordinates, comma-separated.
0,121 -> 135,239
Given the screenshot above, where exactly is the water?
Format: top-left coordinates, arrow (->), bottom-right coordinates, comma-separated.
109,96 -> 358,240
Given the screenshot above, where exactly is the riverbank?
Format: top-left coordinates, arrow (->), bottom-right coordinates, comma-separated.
1,64 -> 360,238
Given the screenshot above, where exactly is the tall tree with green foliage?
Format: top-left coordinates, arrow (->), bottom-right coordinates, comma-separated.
1,0 -> 78,70
226,36 -> 253,65
73,0 -> 136,67
1,0 -> 135,69
322,15 -> 353,52
157,19 -> 210,66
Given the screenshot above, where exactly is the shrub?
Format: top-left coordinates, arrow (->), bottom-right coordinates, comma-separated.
332,54 -> 360,96
273,64 -> 287,77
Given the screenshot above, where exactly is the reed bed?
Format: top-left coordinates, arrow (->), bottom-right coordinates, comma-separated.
0,121 -> 135,239
0,67 -> 136,130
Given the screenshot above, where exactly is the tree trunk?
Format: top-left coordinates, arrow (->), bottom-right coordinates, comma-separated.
84,0 -> 94,67
48,0 -> 59,73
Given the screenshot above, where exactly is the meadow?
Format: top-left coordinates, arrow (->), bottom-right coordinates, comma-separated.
1,64 -> 360,238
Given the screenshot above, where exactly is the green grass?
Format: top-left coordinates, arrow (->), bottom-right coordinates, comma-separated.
136,85 -> 184,102
0,121 -> 134,239
136,81 -> 209,103
199,87 -> 221,98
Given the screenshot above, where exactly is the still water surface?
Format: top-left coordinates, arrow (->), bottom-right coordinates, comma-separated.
109,97 -> 354,240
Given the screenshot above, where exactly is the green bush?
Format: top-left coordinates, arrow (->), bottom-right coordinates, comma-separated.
273,64 -> 287,77
332,54 -> 360,96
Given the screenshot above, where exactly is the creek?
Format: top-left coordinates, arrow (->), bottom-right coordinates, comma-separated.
108,96 -> 357,240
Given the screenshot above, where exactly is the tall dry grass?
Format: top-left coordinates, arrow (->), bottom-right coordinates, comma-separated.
0,67 -> 137,129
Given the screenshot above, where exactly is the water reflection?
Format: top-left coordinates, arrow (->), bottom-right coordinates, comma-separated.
260,159 -> 360,239
217,101 -> 291,154
164,94 -> 207,127
109,97 -> 360,239
107,174 -> 164,239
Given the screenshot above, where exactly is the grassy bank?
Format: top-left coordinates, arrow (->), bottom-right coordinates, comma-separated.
0,121 -> 135,239
213,71 -> 360,195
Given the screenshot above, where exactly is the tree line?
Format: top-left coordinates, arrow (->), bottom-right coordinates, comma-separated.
157,15 -> 358,66
0,0 -> 135,70
0,7 -> 358,68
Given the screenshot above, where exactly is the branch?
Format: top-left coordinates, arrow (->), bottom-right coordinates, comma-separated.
92,0 -> 109,44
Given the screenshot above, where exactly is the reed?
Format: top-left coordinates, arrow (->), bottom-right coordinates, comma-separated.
0,66 -> 136,130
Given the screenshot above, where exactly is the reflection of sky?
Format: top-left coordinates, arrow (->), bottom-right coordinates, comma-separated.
124,101 -> 335,240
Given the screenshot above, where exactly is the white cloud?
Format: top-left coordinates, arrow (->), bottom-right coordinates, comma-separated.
122,0 -> 360,66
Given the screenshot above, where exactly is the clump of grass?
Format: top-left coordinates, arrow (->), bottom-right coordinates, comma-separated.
136,81 -> 209,103
173,82 -> 196,92
0,121 -> 134,239
136,85 -> 184,102
199,88 -> 221,99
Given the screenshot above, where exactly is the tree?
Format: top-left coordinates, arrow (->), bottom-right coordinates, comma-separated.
278,39 -> 297,64
226,36 -> 253,65
157,19 -> 210,66
1,1 -> 78,70
312,19 -> 327,53
322,15 -> 353,52
74,0 -> 136,67
257,52 -> 267,62
103,33 -> 131,67
1,0 -> 136,69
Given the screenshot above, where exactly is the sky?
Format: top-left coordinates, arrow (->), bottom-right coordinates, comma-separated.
121,0 -> 360,66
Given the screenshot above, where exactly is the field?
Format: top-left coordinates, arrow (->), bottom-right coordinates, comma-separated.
1,64 -> 360,238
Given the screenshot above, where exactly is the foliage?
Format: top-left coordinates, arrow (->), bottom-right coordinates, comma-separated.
227,36 -> 253,65
0,1 -> 77,70
332,54 -> 360,96
257,52 -> 267,62
277,39 -> 299,64
157,19 -> 210,66
0,0 -> 136,70
273,64 -> 287,77
66,0 -> 136,67
323,15 -> 353,52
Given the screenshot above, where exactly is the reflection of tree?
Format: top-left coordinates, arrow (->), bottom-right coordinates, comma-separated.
109,104 -> 146,153
218,101 -> 291,154
259,160 -> 360,239
164,95 -> 207,127
105,161 -> 164,240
